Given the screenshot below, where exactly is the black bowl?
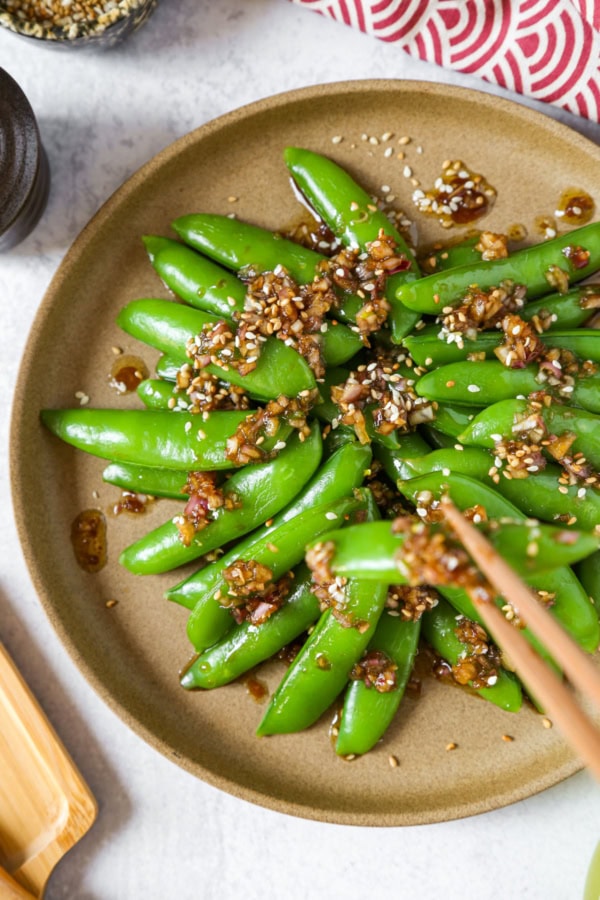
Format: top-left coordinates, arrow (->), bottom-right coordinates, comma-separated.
0,0 -> 158,49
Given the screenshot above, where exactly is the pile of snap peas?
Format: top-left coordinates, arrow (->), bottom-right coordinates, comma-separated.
42,145 -> 600,759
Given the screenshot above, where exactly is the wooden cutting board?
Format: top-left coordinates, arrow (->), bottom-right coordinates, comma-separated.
0,643 -> 97,897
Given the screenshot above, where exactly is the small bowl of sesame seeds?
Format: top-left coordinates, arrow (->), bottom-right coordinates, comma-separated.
0,0 -> 158,48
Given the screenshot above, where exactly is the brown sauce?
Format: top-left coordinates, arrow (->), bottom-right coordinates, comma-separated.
245,675 -> 268,702
555,187 -> 594,226
506,223 -> 527,243
413,160 -> 496,228
109,354 -> 148,394
70,509 -> 107,573
111,491 -> 153,516
533,214 -> 557,238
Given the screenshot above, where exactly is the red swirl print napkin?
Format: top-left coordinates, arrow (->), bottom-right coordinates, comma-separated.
292,0 -> 600,121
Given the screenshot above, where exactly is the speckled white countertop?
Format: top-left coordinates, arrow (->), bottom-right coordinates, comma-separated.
1,3 -> 599,898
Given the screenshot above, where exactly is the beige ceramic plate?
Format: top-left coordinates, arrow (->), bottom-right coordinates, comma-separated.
11,80 -> 600,826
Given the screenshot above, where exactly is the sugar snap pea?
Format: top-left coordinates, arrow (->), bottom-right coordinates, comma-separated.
257,501 -> 387,736
314,519 -> 598,580
119,424 -> 322,575
399,472 -> 600,653
283,146 -> 421,341
416,360 -> 600,415
404,327 -> 600,368
421,597 -> 522,712
182,491 -> 371,654
170,441 -> 371,653
118,298 -> 317,401
155,355 -> 181,381
334,613 -> 420,756
400,447 -> 600,531
41,408 -> 290,470
137,379 -> 192,411
396,222 -> 600,314
520,284 -> 600,330
458,399 -> 600,470
172,214 -> 364,324
418,234 -> 483,274
102,460 -> 191,500
576,552 -> 600,619
180,564 -> 321,690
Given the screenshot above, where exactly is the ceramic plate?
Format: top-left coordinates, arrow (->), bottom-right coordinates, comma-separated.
11,80 -> 600,826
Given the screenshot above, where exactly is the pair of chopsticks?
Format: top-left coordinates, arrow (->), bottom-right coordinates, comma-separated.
441,498 -> 600,780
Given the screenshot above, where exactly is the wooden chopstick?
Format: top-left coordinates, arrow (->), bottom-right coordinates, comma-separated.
441,497 -> 600,781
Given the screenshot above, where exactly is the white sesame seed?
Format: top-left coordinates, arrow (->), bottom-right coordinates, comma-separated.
467,384 -> 481,393
325,512 -> 338,520
331,135 -> 343,144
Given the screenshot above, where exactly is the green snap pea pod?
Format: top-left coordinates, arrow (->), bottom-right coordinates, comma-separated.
576,552 -> 600,618
41,408 -> 290,470
396,222 -> 600,314
283,147 -> 421,342
316,520 -> 598,580
416,360 -> 600,415
334,613 -> 420,756
143,235 -> 247,318
314,364 -> 435,452
257,506 -> 388,737
137,379 -> 192,411
171,442 -> 372,651
180,564 -> 321,690
458,399 -> 600,470
155,355 -> 181,381
118,298 -> 316,401
438,584 -> 561,689
399,472 -> 600,653
102,461 -> 191,500
172,214 -> 364,324
120,425 -> 322,575
418,235 -> 482,273
401,447 -> 600,531
419,426 -> 460,450
183,491 -> 371,653
404,326 -> 600,368
431,402 -> 480,439
520,284 -> 600,330
420,597 -> 522,712
373,431 -> 432,484
145,234 -> 365,352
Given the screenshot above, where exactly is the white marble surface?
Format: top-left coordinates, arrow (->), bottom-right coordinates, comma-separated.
1,3 -> 600,898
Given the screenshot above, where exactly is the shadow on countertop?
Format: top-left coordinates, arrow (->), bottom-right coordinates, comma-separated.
0,582 -> 132,900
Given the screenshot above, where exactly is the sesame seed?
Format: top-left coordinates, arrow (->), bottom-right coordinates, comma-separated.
325,511 -> 338,520
388,754 -> 399,768
467,384 -> 481,393
105,599 -> 118,609
542,717 -> 553,729
381,131 -> 394,141
184,421 -> 192,433
111,345 -> 122,355
445,742 -> 457,751
501,734 -> 514,742
331,135 -> 343,144
398,135 -> 411,145
403,165 -> 412,178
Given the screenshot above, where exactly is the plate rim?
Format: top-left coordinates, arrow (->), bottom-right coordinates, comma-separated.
10,78 -> 597,826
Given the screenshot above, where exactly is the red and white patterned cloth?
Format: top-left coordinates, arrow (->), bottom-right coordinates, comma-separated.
292,0 -> 600,121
